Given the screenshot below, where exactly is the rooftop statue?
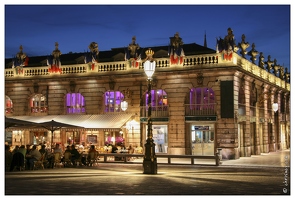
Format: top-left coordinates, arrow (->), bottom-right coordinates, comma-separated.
128,36 -> 140,58
47,42 -> 62,73
265,55 -> 274,73
285,68 -> 290,83
258,52 -> 265,69
248,43 -> 259,64
125,36 -> 142,68
12,45 -> 29,74
84,42 -> 99,70
216,28 -> 239,61
273,59 -> 281,77
168,32 -> 185,65
279,66 -> 285,80
238,34 -> 250,58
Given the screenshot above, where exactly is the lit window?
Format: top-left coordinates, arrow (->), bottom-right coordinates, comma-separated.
144,89 -> 168,108
66,93 -> 85,114
30,94 -> 48,113
104,91 -> 124,112
189,87 -> 215,110
5,96 -> 14,114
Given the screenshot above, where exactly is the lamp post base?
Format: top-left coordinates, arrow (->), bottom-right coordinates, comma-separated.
143,159 -> 157,174
143,140 -> 157,174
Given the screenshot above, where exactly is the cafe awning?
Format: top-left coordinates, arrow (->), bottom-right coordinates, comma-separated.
7,114 -> 134,131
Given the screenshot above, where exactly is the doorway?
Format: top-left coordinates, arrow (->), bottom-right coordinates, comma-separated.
191,125 -> 214,155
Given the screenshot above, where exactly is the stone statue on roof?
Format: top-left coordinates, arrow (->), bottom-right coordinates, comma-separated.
128,36 -> 140,58
248,43 -> 259,64
258,52 -> 265,69
238,34 -> 250,58
168,32 -> 185,65
84,42 -> 99,71
125,36 -> 142,68
265,55 -> 274,73
47,42 -> 62,73
12,45 -> 29,74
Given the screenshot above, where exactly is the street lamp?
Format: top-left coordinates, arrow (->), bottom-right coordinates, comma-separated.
121,100 -> 128,111
272,103 -> 278,112
143,48 -> 157,174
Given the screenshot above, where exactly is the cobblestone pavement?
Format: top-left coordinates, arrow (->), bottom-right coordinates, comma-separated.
4,150 -> 291,196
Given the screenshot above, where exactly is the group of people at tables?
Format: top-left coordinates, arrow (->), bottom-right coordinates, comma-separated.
5,143 -> 143,171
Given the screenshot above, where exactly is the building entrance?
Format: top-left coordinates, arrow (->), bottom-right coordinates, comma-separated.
191,125 -> 214,155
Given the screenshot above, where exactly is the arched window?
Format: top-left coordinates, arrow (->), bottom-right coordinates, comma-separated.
5,95 -> 13,114
66,93 -> 85,114
30,94 -> 47,113
190,87 -> 215,107
104,91 -> 125,112
144,89 -> 168,108
188,87 -> 215,115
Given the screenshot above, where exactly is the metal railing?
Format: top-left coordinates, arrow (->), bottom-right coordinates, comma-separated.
184,103 -> 216,116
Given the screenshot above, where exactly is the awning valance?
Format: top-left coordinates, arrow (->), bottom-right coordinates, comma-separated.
6,114 -> 134,130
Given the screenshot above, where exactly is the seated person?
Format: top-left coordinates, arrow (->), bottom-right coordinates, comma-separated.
87,145 -> 98,164
70,145 -> 81,166
111,145 -> 118,153
128,144 -> 135,154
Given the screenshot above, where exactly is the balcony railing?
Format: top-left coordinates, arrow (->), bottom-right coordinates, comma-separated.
184,104 -> 216,116
140,105 -> 169,118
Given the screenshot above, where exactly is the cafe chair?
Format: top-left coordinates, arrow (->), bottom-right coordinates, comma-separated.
63,152 -> 72,167
87,152 -> 99,166
33,154 -> 45,170
53,152 -> 62,168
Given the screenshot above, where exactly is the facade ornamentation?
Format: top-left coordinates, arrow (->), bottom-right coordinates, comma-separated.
125,36 -> 142,68
238,34 -> 250,58
284,68 -> 290,83
258,52 -> 265,69
265,55 -> 274,73
84,42 -> 99,71
216,27 -> 239,61
248,43 -> 259,64
12,45 -> 29,75
273,59 -> 281,77
196,72 -> 204,86
168,32 -> 185,65
47,42 -> 62,73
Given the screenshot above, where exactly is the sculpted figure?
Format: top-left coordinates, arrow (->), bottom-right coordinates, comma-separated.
248,43 -> 259,64
238,34 -> 250,58
128,36 -> 140,58
258,52 -> 265,69
265,55 -> 274,73
168,32 -> 185,65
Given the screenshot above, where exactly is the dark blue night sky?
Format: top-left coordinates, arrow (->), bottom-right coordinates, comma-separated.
3,3 -> 291,72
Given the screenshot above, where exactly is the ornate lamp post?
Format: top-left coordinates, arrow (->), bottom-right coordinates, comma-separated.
143,48 -> 157,174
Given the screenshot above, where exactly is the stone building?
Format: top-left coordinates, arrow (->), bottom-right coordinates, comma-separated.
5,29 -> 290,159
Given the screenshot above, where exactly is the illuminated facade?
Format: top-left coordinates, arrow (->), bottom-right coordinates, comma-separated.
5,29 -> 290,159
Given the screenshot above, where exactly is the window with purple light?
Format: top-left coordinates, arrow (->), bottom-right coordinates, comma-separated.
66,93 -> 85,114
144,89 -> 168,109
189,87 -> 215,110
104,91 -> 125,112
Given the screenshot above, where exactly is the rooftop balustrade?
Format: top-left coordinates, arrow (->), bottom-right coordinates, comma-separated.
5,52 -> 290,91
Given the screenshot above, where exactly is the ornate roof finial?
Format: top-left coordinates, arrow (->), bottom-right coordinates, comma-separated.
265,55 -> 274,73
248,43 -> 259,64
145,48 -> 154,61
238,34 -> 250,58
